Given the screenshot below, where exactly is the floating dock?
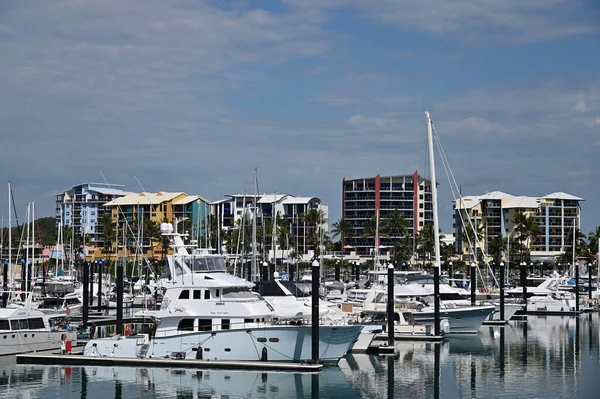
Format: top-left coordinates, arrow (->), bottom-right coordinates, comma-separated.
482,320 -> 510,326
16,349 -> 323,372
372,333 -> 445,342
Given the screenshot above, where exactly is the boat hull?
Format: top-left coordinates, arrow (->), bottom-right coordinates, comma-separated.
84,325 -> 362,363
413,305 -> 495,333
0,330 -> 77,356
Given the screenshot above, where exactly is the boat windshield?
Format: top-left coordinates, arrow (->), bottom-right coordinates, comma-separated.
222,287 -> 257,299
189,256 -> 226,272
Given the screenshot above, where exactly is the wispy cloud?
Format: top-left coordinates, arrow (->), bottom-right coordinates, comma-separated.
345,114 -> 386,127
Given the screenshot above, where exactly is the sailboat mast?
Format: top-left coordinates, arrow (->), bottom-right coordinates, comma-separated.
272,193 -> 277,271
32,201 -> 36,283
8,181 -> 12,283
251,168 -> 258,281
425,110 -> 441,266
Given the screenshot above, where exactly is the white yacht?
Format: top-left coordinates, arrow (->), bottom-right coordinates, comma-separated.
0,293 -> 77,356
506,273 -> 577,314
84,223 -> 362,363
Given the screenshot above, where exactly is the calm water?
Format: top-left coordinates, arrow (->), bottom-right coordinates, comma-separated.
1,314 -> 599,398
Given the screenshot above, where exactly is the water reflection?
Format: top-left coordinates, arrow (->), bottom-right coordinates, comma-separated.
0,314 -> 598,398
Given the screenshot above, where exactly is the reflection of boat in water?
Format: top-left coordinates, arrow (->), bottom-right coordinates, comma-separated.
79,365 -> 361,398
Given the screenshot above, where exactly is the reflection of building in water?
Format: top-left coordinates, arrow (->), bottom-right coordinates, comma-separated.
340,342 -> 447,398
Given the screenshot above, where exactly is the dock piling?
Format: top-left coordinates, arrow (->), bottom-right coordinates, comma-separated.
82,261 -> 89,330
97,259 -> 103,312
470,262 -> 476,306
116,265 -> 123,335
499,262 -> 505,321
575,261 -> 580,313
311,259 -> 320,364
89,261 -> 94,306
520,262 -> 527,314
387,263 -> 394,347
434,264 -> 440,336
2,259 -> 7,307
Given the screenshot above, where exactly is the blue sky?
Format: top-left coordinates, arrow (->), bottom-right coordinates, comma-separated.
1,0 -> 599,234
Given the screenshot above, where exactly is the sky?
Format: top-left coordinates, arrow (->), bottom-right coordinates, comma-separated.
1,0 -> 599,235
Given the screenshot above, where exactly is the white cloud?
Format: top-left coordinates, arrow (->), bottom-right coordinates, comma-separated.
345,114 -> 386,127
283,0 -> 598,43
573,100 -> 588,113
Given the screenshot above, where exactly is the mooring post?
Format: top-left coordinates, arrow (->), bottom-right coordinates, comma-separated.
2,260 -> 8,308
470,262 -> 476,306
434,263 -> 440,336
89,261 -> 94,306
499,262 -> 505,321
97,259 -> 103,312
116,265 -> 124,335
82,261 -> 89,330
387,263 -> 394,347
520,262 -> 527,314
311,259 -> 320,364
575,261 -> 580,313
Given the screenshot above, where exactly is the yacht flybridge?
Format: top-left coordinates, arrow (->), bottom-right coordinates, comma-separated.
84,222 -> 362,363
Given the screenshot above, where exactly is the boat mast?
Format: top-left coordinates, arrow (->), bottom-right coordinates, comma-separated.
32,201 -> 36,287
272,192 -> 277,272
425,110 -> 441,266
26,202 -> 30,290
8,181 -> 12,283
251,168 -> 258,281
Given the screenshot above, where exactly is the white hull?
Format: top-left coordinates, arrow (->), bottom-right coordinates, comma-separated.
0,330 -> 77,356
526,296 -> 576,314
413,305 -> 495,333
491,303 -> 522,321
84,325 -> 362,363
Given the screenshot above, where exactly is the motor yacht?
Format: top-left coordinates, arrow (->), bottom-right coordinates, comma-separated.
84,222 -> 362,363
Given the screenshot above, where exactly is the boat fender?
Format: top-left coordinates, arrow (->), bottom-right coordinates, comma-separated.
196,347 -> 203,360
261,347 -> 268,362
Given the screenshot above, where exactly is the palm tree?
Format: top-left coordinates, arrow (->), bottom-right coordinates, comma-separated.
461,222 -> 484,262
383,209 -> 409,239
332,218 -> 353,252
99,213 -> 116,261
300,207 -> 327,256
488,233 -> 507,265
392,236 -> 413,267
588,226 -> 600,255
561,227 -> 587,264
417,224 -> 436,267
143,219 -> 161,260
441,241 -> 455,265
513,212 -> 542,262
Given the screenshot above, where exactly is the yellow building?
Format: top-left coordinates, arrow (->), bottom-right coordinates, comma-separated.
103,192 -> 211,261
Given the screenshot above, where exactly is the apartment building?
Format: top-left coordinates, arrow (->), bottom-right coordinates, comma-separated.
55,182 -> 133,244
454,191 -> 583,262
342,172 -> 433,256
212,193 -> 327,261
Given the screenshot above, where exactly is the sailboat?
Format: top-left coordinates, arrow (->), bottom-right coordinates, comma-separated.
410,111 -> 495,333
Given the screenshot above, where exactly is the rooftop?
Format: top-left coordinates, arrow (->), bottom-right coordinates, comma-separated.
104,192 -> 186,206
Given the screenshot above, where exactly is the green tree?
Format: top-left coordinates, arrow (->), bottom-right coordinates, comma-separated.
143,219 -> 161,259
488,233 -> 507,265
513,212 -> 542,261
99,213 -> 116,261
417,224 -> 436,267
587,226 -> 600,255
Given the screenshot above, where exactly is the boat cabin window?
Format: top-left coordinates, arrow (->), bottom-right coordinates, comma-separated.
179,290 -> 190,300
198,319 -> 212,331
221,319 -> 230,330
0,320 -> 9,330
222,287 -> 256,299
253,281 -> 286,297
28,318 -> 45,329
177,319 -> 194,331
215,289 -> 220,298
173,258 -> 185,276
204,290 -> 210,300
190,256 -> 227,273
193,290 -> 201,300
